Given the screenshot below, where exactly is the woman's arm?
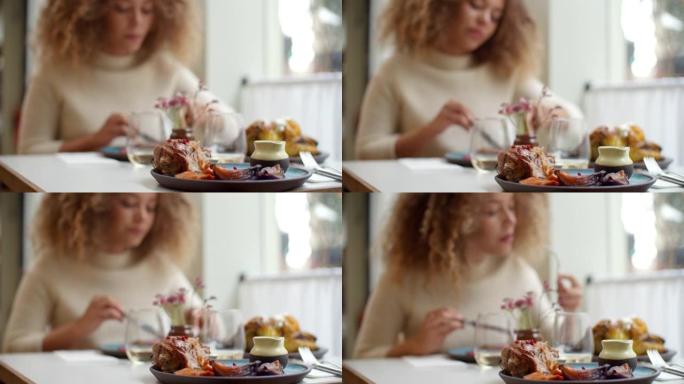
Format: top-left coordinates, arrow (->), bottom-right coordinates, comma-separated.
2,268 -> 53,352
354,71 -> 402,160
17,72 -> 64,154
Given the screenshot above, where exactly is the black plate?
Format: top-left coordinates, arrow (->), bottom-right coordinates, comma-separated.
495,170 -> 657,192
446,347 -> 476,363
150,360 -> 312,384
151,164 -> 312,192
592,350 -> 676,363
589,157 -> 673,171
499,363 -> 660,384
445,152 -> 473,167
245,347 -> 328,362
100,146 -> 129,162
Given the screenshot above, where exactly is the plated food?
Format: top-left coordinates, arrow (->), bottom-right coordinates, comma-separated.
495,145 -> 656,192
244,315 -> 320,357
245,119 -> 324,162
499,340 -> 659,383
151,336 -> 310,382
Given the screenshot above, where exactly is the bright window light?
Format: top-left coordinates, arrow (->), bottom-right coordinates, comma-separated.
622,0 -> 658,78
275,194 -> 312,270
622,194 -> 658,270
278,0 -> 315,73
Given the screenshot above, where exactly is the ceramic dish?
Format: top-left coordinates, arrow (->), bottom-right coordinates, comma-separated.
247,152 -> 329,165
495,170 -> 657,192
499,363 -> 659,384
592,350 -> 676,364
99,343 -> 127,359
150,360 -> 312,384
151,164 -> 312,192
445,152 -> 473,167
446,347 -> 476,364
100,146 -> 128,162
590,157 -> 673,171
245,347 -> 328,362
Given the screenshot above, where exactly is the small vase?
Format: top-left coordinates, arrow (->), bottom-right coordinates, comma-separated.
170,128 -> 195,141
594,146 -> 634,178
598,339 -> 637,370
514,134 -> 538,146
168,325 -> 194,337
515,329 -> 542,342
249,140 -> 290,172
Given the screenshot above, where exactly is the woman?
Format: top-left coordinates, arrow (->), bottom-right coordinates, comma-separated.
18,0 -> 233,154
2,194 -> 198,352
355,0 -> 581,159
353,194 -> 583,358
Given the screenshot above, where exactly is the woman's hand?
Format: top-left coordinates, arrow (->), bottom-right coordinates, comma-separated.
92,113 -> 129,148
557,274 -> 583,311
75,295 -> 126,335
395,101 -> 475,158
406,308 -> 463,355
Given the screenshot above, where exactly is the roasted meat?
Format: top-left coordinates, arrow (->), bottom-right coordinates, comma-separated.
152,336 -> 211,373
500,340 -> 561,379
497,145 -> 555,182
213,361 -> 258,377
153,139 -> 211,176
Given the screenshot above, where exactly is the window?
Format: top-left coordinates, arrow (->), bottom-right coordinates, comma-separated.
622,0 -> 684,78
275,193 -> 343,271
278,0 -> 343,74
622,194 -> 684,271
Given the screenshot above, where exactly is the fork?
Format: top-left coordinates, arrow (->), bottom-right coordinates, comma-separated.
647,349 -> 684,378
643,157 -> 684,187
299,152 -> 342,182
298,346 -> 342,377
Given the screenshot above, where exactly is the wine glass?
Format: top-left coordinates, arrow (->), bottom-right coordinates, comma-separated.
548,118 -> 590,169
200,111 -> 246,164
551,311 -> 594,363
126,111 -> 167,166
125,308 -> 166,363
469,118 -> 514,173
198,309 -> 245,360
474,312 -> 513,368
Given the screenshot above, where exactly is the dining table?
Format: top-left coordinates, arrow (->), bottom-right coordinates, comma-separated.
343,159 -> 684,192
343,355 -> 684,384
0,351 -> 342,384
0,153 -> 342,192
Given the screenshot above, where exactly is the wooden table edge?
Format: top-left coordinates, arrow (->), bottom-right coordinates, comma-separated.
0,160 -> 43,192
0,360 -> 35,384
342,166 -> 378,192
343,362 -> 375,384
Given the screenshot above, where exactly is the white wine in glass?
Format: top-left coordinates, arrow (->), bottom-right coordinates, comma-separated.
470,118 -> 513,173
474,312 -> 512,368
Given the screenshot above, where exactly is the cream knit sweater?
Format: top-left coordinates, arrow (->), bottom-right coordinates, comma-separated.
2,252 -> 194,353
353,256 -> 550,358
18,52 -> 201,154
355,51 -> 582,159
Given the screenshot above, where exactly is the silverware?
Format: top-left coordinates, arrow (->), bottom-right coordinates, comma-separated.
123,312 -> 165,339
462,319 -> 511,334
298,346 -> 342,377
644,157 -> 684,187
647,349 -> 683,378
299,152 -> 342,182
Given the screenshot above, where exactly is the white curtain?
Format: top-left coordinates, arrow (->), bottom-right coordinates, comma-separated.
237,268 -> 342,358
583,79 -> 684,166
585,270 -> 684,356
239,73 -> 343,162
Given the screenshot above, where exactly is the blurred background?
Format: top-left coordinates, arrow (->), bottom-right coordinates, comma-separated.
0,0 -> 343,160
344,0 -> 684,164
0,192 -> 343,357
344,193 -> 684,359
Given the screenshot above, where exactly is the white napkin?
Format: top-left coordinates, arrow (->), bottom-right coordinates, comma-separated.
54,350 -> 120,363
58,153 -> 120,165
402,355 -> 467,368
303,378 -> 342,384
399,158 -> 462,172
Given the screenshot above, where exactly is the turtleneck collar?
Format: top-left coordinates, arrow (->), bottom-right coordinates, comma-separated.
93,51 -> 141,71
88,250 -> 137,270
421,49 -> 474,71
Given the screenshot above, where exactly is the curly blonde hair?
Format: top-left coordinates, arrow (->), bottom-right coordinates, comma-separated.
32,194 -> 197,267
34,0 -> 200,66
380,0 -> 539,77
383,193 -> 548,285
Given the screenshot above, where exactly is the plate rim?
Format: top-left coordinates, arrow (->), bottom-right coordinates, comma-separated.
498,363 -> 660,383
495,170 -> 656,192
151,164 -> 312,189
149,360 -> 312,382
